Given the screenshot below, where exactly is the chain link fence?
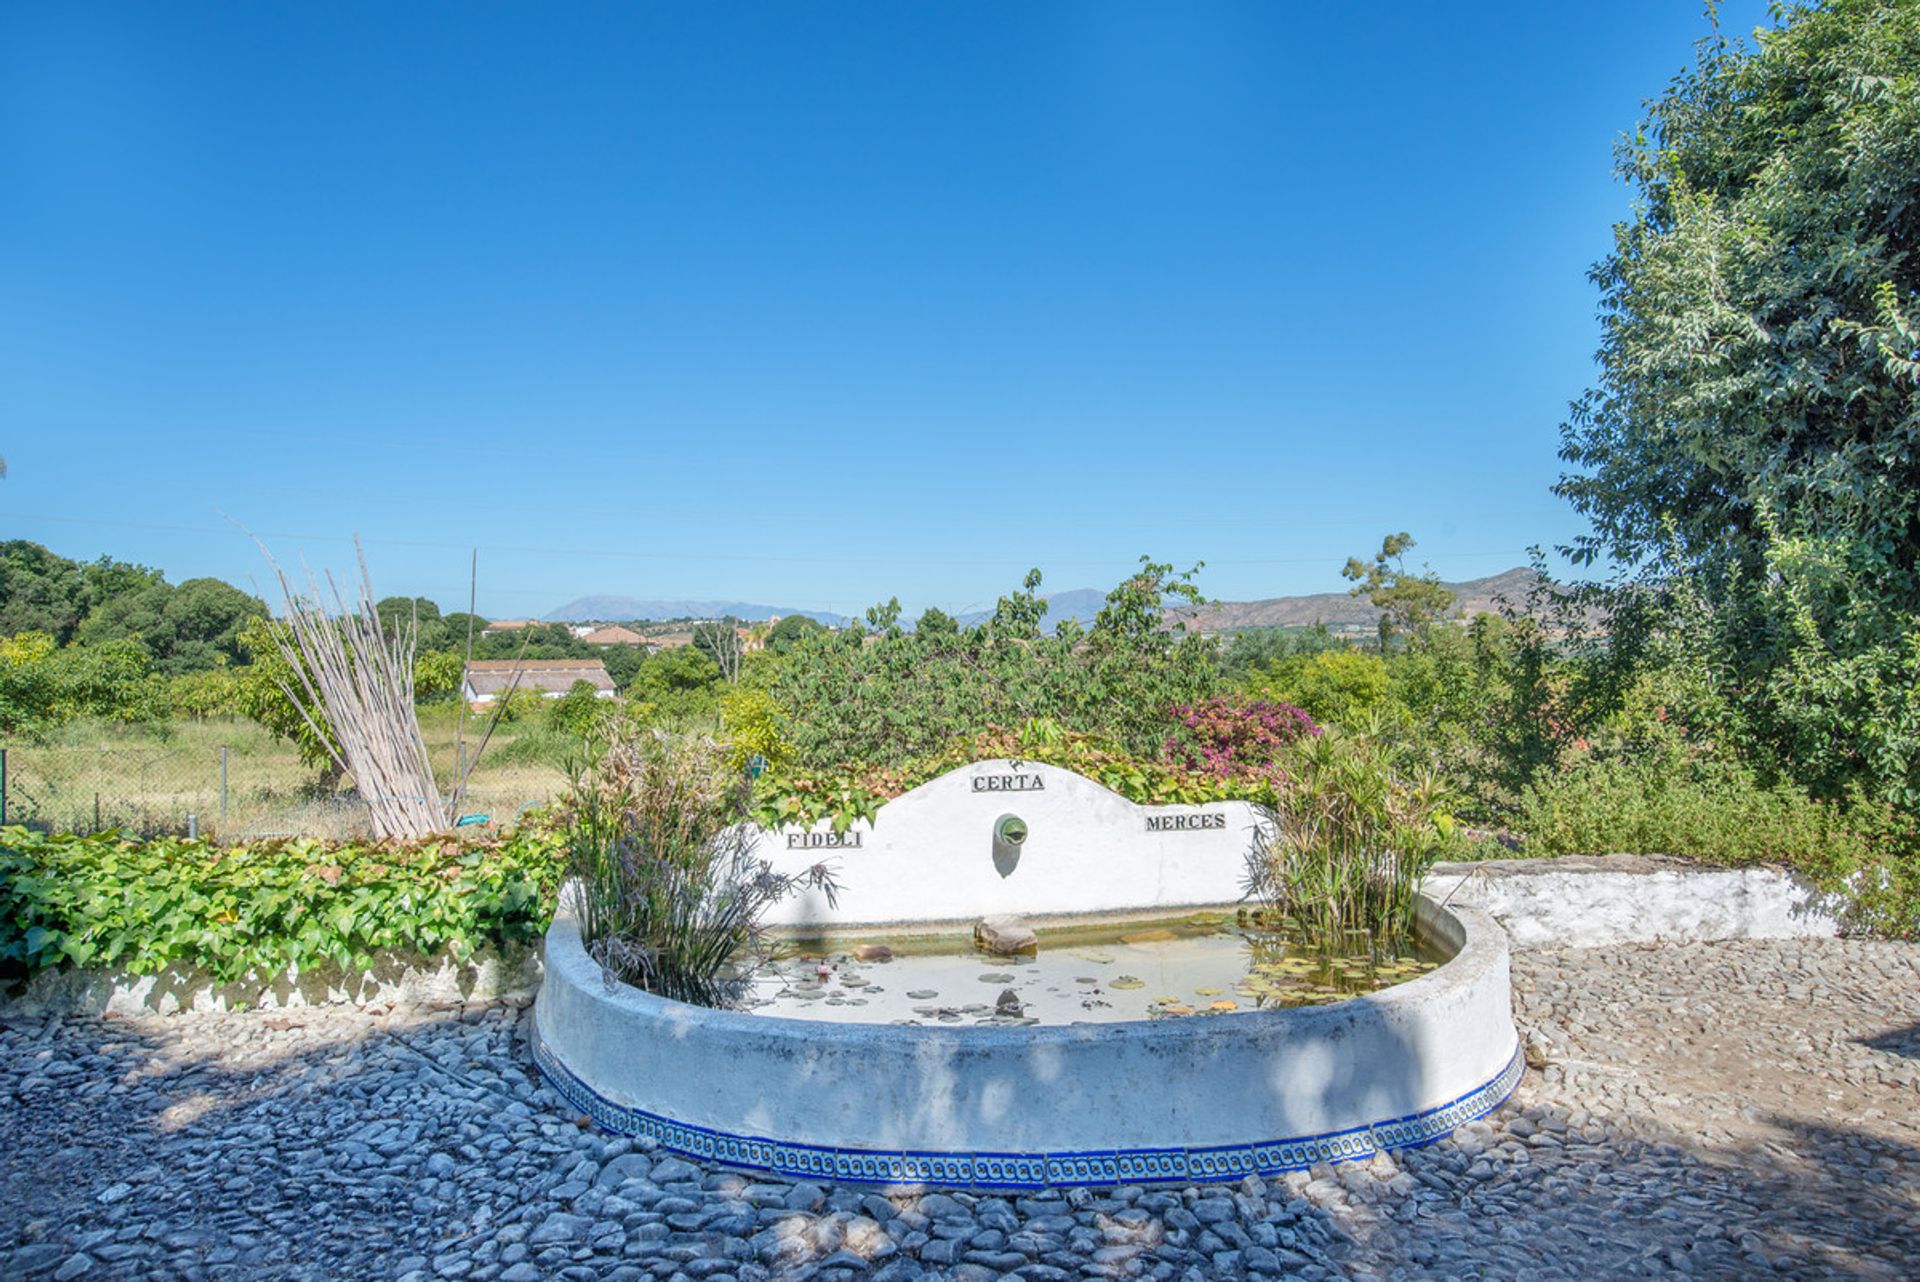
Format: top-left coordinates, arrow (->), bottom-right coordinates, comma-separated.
0,737 -> 567,842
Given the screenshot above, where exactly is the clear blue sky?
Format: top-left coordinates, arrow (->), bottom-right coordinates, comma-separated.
2,1 -> 1772,620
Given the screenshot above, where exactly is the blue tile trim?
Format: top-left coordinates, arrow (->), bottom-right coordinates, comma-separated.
531,1029 -> 1525,1191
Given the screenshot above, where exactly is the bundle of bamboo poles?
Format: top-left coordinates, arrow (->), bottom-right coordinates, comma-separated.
259,539 -> 449,840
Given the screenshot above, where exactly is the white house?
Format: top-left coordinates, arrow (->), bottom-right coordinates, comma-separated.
462,659 -> 618,708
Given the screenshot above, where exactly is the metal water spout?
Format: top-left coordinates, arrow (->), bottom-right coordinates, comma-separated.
993,812 -> 1027,878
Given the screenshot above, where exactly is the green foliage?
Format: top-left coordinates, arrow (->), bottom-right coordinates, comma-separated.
234,616 -> 343,779
0,542 -> 163,644
1556,0 -> 1920,807
624,645 -> 723,719
488,688 -> 550,725
557,731 -> 836,1006
167,663 -> 244,721
769,559 -> 1217,770
548,680 -> 609,738
765,614 -> 825,653
1514,739 -> 1918,937
0,630 -> 168,736
469,622 -> 588,660
1219,624 -> 1341,680
1252,649 -> 1393,729
375,596 -> 444,648
0,826 -> 562,985
719,686 -> 789,774
1247,731 -> 1462,945
79,576 -> 268,675
914,606 -> 958,636
1342,532 -> 1455,646
413,649 -> 465,703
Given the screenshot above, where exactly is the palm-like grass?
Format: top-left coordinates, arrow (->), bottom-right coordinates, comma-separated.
1246,730 -> 1457,946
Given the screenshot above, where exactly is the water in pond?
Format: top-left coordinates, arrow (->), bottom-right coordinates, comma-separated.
741,919 -> 1442,1026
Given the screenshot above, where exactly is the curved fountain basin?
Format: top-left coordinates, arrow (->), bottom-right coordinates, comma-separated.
532,895 -> 1522,1189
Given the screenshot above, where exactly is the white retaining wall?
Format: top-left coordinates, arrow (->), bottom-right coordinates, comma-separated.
1422,854 -> 1841,948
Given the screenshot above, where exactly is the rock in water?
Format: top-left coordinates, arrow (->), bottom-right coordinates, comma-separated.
852,943 -> 893,962
975,915 -> 1038,956
995,988 -> 1024,1016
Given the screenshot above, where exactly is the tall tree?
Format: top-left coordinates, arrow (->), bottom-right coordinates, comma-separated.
1556,0 -> 1920,805
1342,533 -> 1456,647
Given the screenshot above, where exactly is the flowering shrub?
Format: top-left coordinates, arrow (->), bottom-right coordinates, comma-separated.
1162,698 -> 1319,778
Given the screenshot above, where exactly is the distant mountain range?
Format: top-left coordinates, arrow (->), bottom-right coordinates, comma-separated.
544,597 -> 850,626
955,588 -> 1111,630
545,568 -> 1542,633
1175,567 -> 1542,633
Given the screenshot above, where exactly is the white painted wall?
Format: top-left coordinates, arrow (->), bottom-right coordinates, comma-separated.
1423,855 -> 1840,947
535,895 -> 1519,1163
754,760 -> 1266,929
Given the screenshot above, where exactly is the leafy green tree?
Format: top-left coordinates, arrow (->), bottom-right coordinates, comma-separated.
914,606 -> 958,636
439,611 -> 489,652
1556,0 -> 1920,806
235,616 -> 345,783
598,644 -> 649,691
167,663 -> 244,721
0,630 -> 166,734
413,649 -> 465,703
0,542 -> 151,643
625,644 -> 724,719
1256,649 -> 1393,729
79,576 -> 267,675
375,596 -> 446,649
1221,624 -> 1342,681
471,623 -> 585,660
548,679 -> 609,738
766,614 -> 825,653
1342,533 -> 1455,647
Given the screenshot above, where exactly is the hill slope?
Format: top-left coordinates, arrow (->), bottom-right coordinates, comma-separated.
544,597 -> 849,626
1177,568 -> 1541,633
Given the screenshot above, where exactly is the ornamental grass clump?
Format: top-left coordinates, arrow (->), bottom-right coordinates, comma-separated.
1246,731 -> 1459,947
559,730 -> 837,1007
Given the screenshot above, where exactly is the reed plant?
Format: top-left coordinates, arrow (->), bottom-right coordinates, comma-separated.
1245,730 -> 1459,946
557,729 -> 837,1007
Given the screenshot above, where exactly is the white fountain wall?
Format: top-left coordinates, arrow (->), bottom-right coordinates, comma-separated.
756,759 -> 1263,929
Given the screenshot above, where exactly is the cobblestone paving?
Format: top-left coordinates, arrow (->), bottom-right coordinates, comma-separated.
3,938 -> 1917,1280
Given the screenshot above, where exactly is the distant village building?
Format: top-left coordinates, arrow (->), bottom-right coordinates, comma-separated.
579,625 -> 645,646
462,659 -> 617,708
481,619 -> 539,635
646,631 -> 696,650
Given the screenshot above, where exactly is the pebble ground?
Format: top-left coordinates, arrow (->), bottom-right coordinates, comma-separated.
4,937 -> 1917,1281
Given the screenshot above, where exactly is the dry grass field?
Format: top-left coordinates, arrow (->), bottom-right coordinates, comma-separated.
2,706 -> 572,841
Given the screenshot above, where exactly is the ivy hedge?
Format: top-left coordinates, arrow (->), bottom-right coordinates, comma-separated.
0,826 -> 564,986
